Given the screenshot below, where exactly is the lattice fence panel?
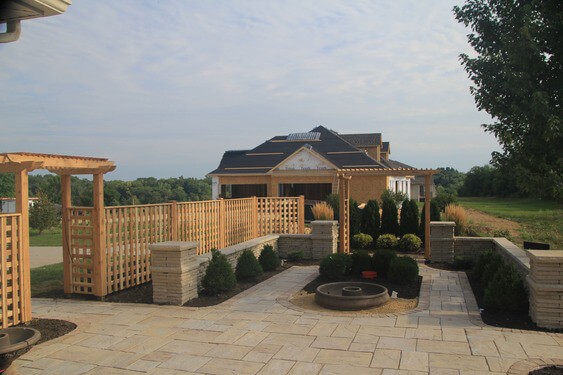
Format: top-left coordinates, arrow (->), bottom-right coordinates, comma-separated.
177,200 -> 222,255
224,198 -> 255,248
68,207 -> 95,294
0,214 -> 25,328
257,197 -> 302,236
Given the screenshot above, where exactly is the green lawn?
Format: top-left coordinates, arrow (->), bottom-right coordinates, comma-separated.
30,227 -> 62,247
30,262 -> 64,298
457,197 -> 562,249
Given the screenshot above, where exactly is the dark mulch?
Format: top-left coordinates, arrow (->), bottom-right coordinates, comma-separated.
426,262 -> 563,334
529,366 -> 563,375
19,318 -> 77,345
303,274 -> 422,300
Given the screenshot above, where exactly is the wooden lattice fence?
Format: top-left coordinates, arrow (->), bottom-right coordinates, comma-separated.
0,214 -> 30,328
66,196 -> 305,297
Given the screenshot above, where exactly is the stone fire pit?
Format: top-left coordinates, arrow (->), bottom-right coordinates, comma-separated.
315,282 -> 389,310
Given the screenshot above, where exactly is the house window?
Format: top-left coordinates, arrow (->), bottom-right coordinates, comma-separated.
221,184 -> 267,199
278,183 -> 332,201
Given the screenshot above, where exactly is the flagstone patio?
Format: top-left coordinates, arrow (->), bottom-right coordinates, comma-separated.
15,263 -> 563,374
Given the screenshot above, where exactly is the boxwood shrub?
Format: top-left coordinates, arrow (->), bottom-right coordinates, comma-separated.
398,234 -> 422,253
319,253 -> 352,280
351,233 -> 373,249
484,264 -> 528,313
350,250 -> 373,275
371,249 -> 397,277
388,256 -> 419,284
376,234 -> 398,249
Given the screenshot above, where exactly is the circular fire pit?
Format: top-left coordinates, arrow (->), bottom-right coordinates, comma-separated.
315,282 -> 389,310
0,327 -> 41,371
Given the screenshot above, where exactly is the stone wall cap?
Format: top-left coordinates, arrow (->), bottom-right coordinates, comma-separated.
430,221 -> 455,226
150,241 -> 199,251
311,220 -> 338,224
527,250 -> 563,261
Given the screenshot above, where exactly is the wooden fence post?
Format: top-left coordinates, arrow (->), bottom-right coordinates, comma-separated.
219,198 -> 226,248
14,169 -> 31,322
61,174 -> 72,294
170,201 -> 178,241
424,174 -> 432,259
92,173 -> 107,298
252,196 -> 259,238
298,195 -> 305,234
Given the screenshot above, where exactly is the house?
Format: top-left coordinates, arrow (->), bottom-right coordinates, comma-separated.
209,126 -> 435,204
410,176 -> 437,202
0,197 -> 38,213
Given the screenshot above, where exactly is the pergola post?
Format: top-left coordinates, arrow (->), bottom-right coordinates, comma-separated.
424,173 -> 432,259
61,174 -> 72,293
338,174 -> 351,254
14,168 -> 32,322
92,173 -> 107,298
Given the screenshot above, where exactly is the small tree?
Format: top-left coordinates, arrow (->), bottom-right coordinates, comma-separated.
399,199 -> 419,236
361,199 -> 380,241
29,190 -> 59,234
380,195 -> 399,236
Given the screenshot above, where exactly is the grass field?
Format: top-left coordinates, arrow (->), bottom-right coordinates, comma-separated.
30,262 -> 64,297
457,197 -> 562,249
30,227 -> 62,247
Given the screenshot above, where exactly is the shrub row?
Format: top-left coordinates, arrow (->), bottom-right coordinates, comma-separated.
351,233 -> 422,253
202,245 -> 281,296
319,250 -> 419,285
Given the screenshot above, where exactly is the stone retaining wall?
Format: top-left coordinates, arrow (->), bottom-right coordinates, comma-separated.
429,221 -> 562,329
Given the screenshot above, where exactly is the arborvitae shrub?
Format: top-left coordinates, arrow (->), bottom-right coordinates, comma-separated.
398,234 -> 422,253
419,201 -> 441,238
361,199 -> 380,241
351,233 -> 373,249
202,249 -> 236,295
484,264 -> 528,313
474,251 -> 501,283
381,196 -> 399,236
403,199 -> 420,236
258,244 -> 280,271
349,199 -> 362,236
388,256 -> 419,284
350,250 -> 373,275
235,249 -> 263,281
376,234 -> 398,249
319,253 -> 352,280
372,249 -> 397,277
287,250 -> 304,262
326,194 -> 340,220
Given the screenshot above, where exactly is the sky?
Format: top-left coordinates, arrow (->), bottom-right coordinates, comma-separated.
0,1 -> 499,181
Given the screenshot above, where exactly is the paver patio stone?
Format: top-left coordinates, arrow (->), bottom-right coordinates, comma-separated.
15,265 -> 563,374
314,348 -> 373,366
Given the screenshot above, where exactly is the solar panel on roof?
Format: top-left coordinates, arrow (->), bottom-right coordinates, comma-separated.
287,132 -> 321,141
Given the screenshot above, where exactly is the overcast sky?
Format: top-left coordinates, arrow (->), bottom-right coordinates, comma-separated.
0,1 -> 499,180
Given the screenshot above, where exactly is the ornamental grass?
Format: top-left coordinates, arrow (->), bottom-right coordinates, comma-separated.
444,204 -> 468,235
311,202 -> 334,220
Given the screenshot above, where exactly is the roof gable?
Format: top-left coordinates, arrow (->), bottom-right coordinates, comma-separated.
273,146 -> 336,172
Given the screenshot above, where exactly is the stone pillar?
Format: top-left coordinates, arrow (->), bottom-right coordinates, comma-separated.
150,241 -> 199,305
430,222 -> 455,263
311,220 -> 338,260
526,250 -> 563,329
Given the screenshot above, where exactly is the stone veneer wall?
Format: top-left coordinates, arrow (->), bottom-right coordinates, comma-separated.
429,222 -> 562,329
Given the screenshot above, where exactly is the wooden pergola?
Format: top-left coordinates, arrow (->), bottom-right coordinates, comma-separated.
337,167 -> 437,257
0,152 -> 116,308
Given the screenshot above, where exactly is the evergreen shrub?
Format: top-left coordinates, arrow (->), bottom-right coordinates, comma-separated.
349,199 -> 362,236
398,234 -> 422,253
381,196 -> 399,235
202,249 -> 236,295
350,250 -> 373,275
399,199 -> 419,236
351,233 -> 373,249
235,249 -> 263,281
319,253 -> 352,280
388,256 -> 419,284
361,199 -> 380,241
372,249 -> 397,277
376,234 -> 398,249
287,250 -> 304,262
484,264 -> 528,313
453,256 -> 474,270
474,250 -> 503,287
258,244 -> 280,271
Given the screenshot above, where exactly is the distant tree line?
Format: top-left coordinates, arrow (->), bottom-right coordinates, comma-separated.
0,173 -> 211,206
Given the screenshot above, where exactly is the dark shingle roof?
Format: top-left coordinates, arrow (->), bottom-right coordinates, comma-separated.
339,133 -> 381,147
382,142 -> 390,152
209,126 -> 402,175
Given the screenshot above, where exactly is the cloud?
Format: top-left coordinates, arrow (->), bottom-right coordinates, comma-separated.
0,0 -> 497,179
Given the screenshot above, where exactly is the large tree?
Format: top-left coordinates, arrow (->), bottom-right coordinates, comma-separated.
453,0 -> 562,200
